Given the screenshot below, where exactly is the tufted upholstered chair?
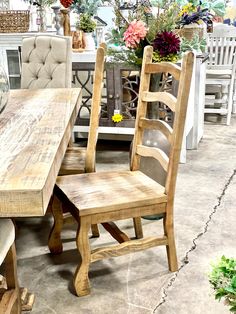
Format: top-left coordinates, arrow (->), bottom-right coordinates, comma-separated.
21,35 -> 72,89
0,219 -> 21,313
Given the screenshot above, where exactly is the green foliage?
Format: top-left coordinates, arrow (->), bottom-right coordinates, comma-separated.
201,0 -> 226,17
209,256 -> 236,313
78,13 -> 96,32
180,34 -> 206,53
105,28 -> 126,47
107,47 -> 143,66
70,0 -> 102,15
147,3 -> 180,42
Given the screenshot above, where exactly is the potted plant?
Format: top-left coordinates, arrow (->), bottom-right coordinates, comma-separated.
208,255 -> 236,313
77,13 -> 97,50
177,0 -> 226,41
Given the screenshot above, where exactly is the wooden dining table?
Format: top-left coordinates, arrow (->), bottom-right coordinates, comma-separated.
0,88 -> 82,217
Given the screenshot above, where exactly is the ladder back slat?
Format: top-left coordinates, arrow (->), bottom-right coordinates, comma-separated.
141,91 -> 177,112
228,39 -> 236,64
139,118 -> 173,142
145,63 -> 181,81
224,39 -> 230,64
209,38 -> 213,65
136,145 -> 169,172
219,37 -> 225,64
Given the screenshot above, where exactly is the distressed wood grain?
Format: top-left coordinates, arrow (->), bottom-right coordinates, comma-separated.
0,88 -> 81,217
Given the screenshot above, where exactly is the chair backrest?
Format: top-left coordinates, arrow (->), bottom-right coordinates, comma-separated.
207,24 -> 236,68
21,35 -> 72,89
130,46 -> 194,203
85,46 -> 105,172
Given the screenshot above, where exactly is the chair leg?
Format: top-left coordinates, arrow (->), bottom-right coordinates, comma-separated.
163,216 -> 178,272
133,217 -> 143,239
48,195 -> 64,254
5,243 -> 21,314
91,224 -> 100,237
74,216 -> 91,296
226,83 -> 234,126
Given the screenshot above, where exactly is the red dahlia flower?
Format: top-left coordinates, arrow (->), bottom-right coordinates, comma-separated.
153,31 -> 180,57
60,0 -> 73,8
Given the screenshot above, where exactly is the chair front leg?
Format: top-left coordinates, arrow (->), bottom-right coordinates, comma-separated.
4,243 -> 21,314
74,216 -> 91,296
48,195 -> 64,254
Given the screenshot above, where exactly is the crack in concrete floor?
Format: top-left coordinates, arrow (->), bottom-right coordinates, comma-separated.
153,169 -> 236,313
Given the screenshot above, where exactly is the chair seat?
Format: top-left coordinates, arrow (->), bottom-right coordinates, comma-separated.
206,69 -> 232,76
0,219 -> 15,265
206,78 -> 231,85
56,170 -> 167,216
59,147 -> 87,175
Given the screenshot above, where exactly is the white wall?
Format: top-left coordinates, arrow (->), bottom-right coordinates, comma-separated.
9,0 -> 29,9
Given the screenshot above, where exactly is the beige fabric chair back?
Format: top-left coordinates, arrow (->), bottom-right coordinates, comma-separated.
21,35 -> 72,89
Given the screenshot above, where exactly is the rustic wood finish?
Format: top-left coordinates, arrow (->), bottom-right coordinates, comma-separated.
0,244 -> 21,314
0,88 -> 81,217
145,62 -> 181,80
139,118 -> 173,142
48,47 -> 105,253
55,46 -> 194,296
141,91 -> 177,112
136,145 -> 169,171
59,47 -> 105,175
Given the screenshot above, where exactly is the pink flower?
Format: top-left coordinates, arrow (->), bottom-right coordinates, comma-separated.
123,20 -> 148,49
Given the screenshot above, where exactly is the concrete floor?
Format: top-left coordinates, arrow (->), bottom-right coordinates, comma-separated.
14,115 -> 236,314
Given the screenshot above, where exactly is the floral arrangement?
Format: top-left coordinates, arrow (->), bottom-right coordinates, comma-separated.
106,0 -> 182,66
106,0 -> 226,66
177,0 -> 226,26
178,1 -> 213,26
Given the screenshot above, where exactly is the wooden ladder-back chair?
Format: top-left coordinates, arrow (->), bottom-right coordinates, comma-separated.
48,46 -> 106,253
205,25 -> 236,125
53,46 -> 194,296
0,219 -> 21,314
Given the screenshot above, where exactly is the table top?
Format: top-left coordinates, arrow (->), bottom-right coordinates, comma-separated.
0,88 -> 81,217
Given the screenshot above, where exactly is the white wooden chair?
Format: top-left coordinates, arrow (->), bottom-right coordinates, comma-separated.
53,46 -> 194,296
205,24 -> 236,125
0,219 -> 21,313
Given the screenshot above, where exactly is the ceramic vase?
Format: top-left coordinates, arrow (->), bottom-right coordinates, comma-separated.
83,32 -> 96,51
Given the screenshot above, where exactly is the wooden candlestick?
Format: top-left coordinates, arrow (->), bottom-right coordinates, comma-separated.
60,8 -> 71,36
